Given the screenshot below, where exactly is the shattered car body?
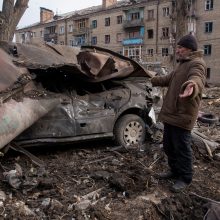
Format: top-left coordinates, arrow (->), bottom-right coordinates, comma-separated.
0,42 -> 155,150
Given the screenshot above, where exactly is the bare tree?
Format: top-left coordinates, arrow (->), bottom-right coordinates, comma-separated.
170,0 -> 192,64
0,0 -> 29,42
175,0 -> 191,41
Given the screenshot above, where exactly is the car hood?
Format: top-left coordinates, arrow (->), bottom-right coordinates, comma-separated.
11,43 -> 152,82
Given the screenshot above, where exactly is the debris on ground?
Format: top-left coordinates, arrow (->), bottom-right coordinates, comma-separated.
0,41 -> 219,219
0,86 -> 219,219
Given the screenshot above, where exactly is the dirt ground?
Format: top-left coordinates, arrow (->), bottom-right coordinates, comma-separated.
0,87 -> 219,220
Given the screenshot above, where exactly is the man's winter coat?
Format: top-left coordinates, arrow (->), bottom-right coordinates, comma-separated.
151,50 -> 206,130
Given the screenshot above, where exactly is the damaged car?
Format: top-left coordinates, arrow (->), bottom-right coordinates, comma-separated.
0,42 -> 155,150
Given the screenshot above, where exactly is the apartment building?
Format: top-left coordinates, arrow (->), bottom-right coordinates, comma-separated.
15,0 -> 220,85
195,0 -> 220,84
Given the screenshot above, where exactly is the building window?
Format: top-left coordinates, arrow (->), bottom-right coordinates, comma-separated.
205,22 -> 213,33
75,35 -> 85,46
78,19 -> 86,29
40,30 -> 43,37
206,68 -> 211,79
131,12 -> 140,20
59,26 -> 65,34
105,17 -> 110,26
91,36 -> 97,45
105,35 -> 110,44
147,10 -> 154,20
68,25 -> 73,33
116,33 -> 122,42
147,29 -> 154,39
162,27 -> 169,39
147,48 -> 154,56
129,31 -> 140,38
163,7 -> 170,17
117,15 -> 122,24
205,0 -> 213,10
69,40 -> 75,47
92,20 -> 97,28
124,46 -> 142,61
162,48 -> 169,56
60,41 -> 64,45
204,44 -> 212,55
46,26 -> 56,34
31,32 -> 36,38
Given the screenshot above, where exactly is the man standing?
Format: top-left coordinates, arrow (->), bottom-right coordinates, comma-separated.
151,34 -> 206,192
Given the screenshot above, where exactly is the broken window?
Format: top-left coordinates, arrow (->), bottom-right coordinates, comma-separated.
105,17 -> 110,26
105,35 -> 110,44
59,26 -> 65,35
91,36 -> 97,45
123,46 -> 142,61
69,39 -> 75,47
92,20 -> 97,28
205,0 -> 213,10
75,35 -> 86,46
68,25 -> 73,33
147,10 -> 154,20
147,48 -> 153,56
205,22 -> 213,33
117,15 -> 122,24
46,26 -> 56,34
40,30 -> 43,37
32,32 -> 36,38
147,29 -> 154,39
77,19 -> 86,29
130,12 -> 140,20
204,44 -> 212,55
129,31 -> 140,38
162,47 -> 169,56
162,7 -> 169,17
116,33 -> 122,42
207,67 -> 211,79
162,27 -> 169,39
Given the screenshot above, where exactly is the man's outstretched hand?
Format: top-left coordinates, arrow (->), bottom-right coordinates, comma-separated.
179,82 -> 195,98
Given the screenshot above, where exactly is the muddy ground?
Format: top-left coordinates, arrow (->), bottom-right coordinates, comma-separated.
0,87 -> 219,220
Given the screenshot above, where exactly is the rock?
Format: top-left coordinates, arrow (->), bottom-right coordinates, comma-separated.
75,200 -> 91,210
41,198 -> 51,207
0,191 -> 6,201
3,170 -> 22,189
14,201 -> 35,216
50,199 -> 64,210
214,153 -> 220,161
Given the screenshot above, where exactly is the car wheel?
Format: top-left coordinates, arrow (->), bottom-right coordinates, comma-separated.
114,114 -> 146,147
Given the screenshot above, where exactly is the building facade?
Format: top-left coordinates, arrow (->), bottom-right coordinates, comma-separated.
15,0 -> 219,85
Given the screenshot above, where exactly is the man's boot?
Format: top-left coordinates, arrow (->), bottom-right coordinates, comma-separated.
157,171 -> 177,180
170,180 -> 190,193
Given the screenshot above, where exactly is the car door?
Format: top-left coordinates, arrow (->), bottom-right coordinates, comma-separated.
16,96 -> 76,140
73,92 -> 116,136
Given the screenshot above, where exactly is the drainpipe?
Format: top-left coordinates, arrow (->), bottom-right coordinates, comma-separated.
65,18 -> 67,45
156,0 -> 160,56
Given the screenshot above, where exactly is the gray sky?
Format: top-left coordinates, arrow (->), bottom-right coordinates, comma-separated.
0,0 -> 101,28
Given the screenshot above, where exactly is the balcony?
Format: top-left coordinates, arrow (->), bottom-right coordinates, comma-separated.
44,33 -> 58,43
122,38 -> 143,46
123,19 -> 144,29
72,27 -> 90,35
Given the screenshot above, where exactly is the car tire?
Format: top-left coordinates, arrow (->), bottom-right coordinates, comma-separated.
114,114 -> 146,147
198,113 -> 219,125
